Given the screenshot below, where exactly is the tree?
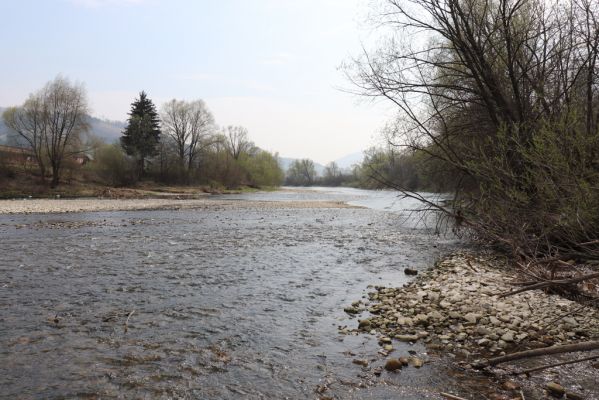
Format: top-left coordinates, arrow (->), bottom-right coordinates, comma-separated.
240,150 -> 284,187
121,91 -> 161,177
161,99 -> 215,172
350,0 -> 599,262
323,161 -> 342,186
3,97 -> 48,182
286,159 -> 317,186
2,76 -> 89,187
224,126 -> 253,160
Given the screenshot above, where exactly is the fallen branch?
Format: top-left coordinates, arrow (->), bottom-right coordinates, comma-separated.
124,309 -> 135,333
515,354 -> 599,375
498,272 -> 599,298
440,392 -> 468,400
476,341 -> 599,367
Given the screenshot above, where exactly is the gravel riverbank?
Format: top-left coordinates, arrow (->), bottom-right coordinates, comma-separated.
343,251 -> 599,398
0,197 -> 356,214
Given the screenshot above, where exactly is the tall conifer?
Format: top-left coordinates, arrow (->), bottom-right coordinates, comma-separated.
121,91 -> 161,176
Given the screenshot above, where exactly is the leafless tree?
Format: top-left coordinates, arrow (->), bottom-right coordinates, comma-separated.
42,77 -> 89,187
224,125 -> 253,160
3,76 -> 89,187
348,0 -> 599,262
3,96 -> 48,181
161,99 -> 215,171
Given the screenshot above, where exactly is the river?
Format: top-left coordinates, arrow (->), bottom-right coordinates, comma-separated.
0,187 -> 494,399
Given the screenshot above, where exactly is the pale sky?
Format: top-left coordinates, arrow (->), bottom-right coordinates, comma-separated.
0,0 -> 392,164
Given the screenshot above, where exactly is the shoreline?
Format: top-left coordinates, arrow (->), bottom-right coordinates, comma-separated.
343,251 -> 599,399
0,196 -> 359,215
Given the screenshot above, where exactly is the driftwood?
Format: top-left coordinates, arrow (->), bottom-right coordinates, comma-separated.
515,354 -> 599,375
477,341 -> 599,367
440,392 -> 468,400
498,272 -> 599,298
124,310 -> 135,333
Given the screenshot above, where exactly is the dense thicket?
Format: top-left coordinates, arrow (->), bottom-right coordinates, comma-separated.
350,0 -> 599,262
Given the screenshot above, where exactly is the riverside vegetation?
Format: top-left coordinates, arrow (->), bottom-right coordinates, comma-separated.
1,80 -> 284,196
336,0 -> 599,398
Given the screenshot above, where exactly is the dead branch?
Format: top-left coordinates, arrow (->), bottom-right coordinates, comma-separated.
498,272 -> 599,298
476,341 -> 599,367
440,392 -> 468,400
515,354 -> 599,375
124,309 -> 135,333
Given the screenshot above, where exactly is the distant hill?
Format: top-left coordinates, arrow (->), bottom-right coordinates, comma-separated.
87,116 -> 125,143
0,107 -> 125,145
334,151 -> 364,170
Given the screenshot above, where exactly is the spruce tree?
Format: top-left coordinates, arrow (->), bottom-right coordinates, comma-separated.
120,91 -> 161,177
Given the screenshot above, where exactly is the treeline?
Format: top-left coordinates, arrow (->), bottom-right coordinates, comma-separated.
2,79 -> 283,189
283,147 -> 453,191
348,0 -> 599,263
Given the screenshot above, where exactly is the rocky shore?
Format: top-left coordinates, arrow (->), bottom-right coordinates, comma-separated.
0,197 -> 356,214
342,251 -> 599,398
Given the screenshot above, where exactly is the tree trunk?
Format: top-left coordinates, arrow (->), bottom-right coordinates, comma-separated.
50,163 -> 60,188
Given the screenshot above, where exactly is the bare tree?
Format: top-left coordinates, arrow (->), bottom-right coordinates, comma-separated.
348,0 -> 599,262
3,96 -> 47,181
2,76 -> 89,187
286,158 -> 317,186
161,99 -> 215,173
42,77 -> 89,187
186,100 -> 215,170
224,126 -> 253,160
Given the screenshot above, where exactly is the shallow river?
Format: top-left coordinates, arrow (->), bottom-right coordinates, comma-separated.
0,188 -> 494,399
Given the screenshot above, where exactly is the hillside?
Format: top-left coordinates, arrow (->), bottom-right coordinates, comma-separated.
0,108 -> 125,145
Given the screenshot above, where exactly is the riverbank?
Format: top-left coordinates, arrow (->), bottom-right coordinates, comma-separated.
343,251 -> 599,399
0,196 -> 357,214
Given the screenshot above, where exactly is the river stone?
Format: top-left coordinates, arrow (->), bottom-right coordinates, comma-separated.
463,313 -> 480,324
352,359 -> 368,367
358,319 -> 371,329
546,382 -> 565,397
408,356 -> 424,368
398,356 -> 409,366
395,334 -> 419,342
439,300 -> 452,309
379,336 -> 392,344
384,359 -> 403,371
428,310 -> 444,321
501,332 -> 514,342
498,315 -> 511,323
456,332 -> 468,341
476,326 -> 491,336
563,317 -> 578,327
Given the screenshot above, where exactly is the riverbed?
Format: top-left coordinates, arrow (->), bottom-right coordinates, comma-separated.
0,188 -> 494,399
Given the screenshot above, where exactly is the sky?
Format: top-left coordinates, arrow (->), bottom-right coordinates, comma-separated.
0,0 -> 393,164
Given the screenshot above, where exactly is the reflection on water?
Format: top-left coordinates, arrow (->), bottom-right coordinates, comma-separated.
0,189 -> 472,399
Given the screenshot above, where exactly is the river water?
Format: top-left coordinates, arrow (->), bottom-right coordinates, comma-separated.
0,188 -> 492,399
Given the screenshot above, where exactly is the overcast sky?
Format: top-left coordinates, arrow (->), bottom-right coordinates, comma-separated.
0,0 -> 392,164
